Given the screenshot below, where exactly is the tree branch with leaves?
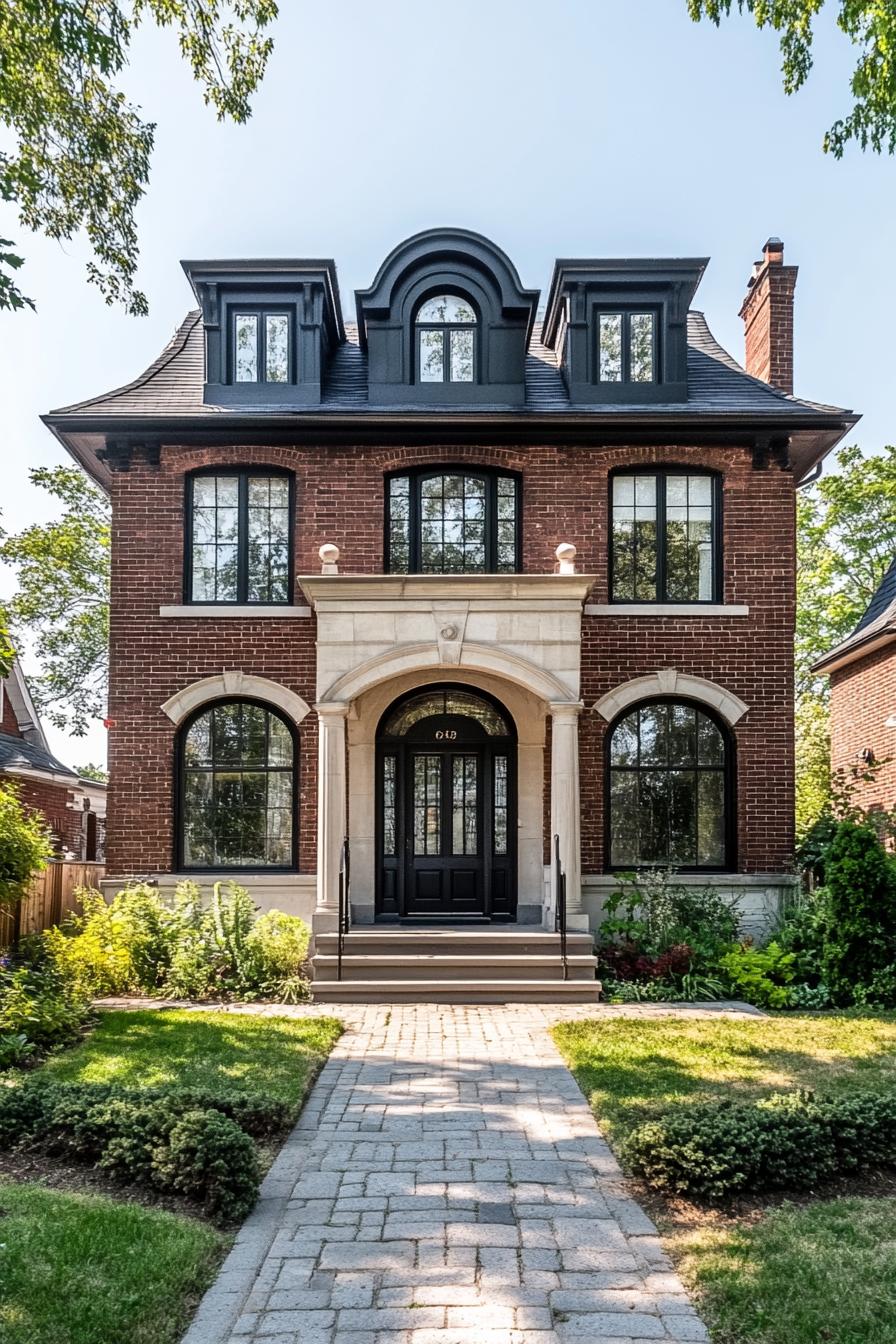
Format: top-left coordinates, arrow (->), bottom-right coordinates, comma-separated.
0,0 -> 278,315
687,1 -> 896,155
0,468 -> 110,736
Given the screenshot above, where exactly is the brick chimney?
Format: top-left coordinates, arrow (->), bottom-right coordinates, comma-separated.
739,237 -> 798,394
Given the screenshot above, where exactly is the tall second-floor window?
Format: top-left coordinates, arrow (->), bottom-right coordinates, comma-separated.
415,295 -> 477,383
187,470 -> 292,604
387,469 -> 519,574
611,469 -> 720,603
232,311 -> 291,383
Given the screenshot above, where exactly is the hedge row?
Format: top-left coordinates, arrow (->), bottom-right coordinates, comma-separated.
0,1081 -> 290,1223
621,1089 -> 896,1201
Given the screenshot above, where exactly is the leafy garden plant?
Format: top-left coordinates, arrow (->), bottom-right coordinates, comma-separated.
35,880 -> 311,1007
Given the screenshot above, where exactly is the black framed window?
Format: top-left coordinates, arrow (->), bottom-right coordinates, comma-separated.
597,310 -> 657,383
387,469 -> 520,574
611,469 -> 720,603
607,700 -> 731,870
232,310 -> 291,384
415,294 -> 477,383
187,470 -> 293,604
179,700 -> 297,870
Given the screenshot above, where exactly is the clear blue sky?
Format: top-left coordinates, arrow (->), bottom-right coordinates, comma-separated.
1,0 -> 894,768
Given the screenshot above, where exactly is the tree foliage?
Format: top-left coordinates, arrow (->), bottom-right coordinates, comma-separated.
0,782 -> 53,903
0,467 -> 110,735
687,1 -> 896,155
0,0 -> 278,315
794,443 -> 896,837
797,444 -> 896,699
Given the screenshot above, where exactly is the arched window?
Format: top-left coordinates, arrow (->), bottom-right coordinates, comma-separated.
415,294 -> 477,383
178,700 -> 296,869
387,468 -> 520,574
607,700 -> 731,870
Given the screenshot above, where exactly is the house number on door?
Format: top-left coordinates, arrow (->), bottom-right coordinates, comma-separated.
435,730 -> 457,740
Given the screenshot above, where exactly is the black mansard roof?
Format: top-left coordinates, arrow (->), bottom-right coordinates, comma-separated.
43,230 -> 857,487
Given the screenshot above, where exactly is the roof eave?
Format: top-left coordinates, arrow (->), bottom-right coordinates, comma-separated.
812,625 -> 896,675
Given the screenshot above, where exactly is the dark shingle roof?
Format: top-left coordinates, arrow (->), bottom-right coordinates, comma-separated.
0,732 -> 80,782
49,311 -> 850,421
814,555 -> 896,672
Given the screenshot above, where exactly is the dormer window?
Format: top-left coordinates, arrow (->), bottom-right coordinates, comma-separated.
233,310 -> 291,384
416,295 -> 477,383
598,311 -> 656,383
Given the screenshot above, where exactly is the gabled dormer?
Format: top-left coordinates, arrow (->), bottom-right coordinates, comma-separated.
542,257 -> 707,405
182,258 -> 344,407
355,228 -> 539,407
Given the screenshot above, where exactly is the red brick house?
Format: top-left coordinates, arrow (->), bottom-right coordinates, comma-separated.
814,557 -> 896,818
0,659 -> 104,859
42,230 -> 856,999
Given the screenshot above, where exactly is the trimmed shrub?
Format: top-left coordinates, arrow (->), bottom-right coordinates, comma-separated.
0,1079 -> 268,1224
152,1108 -> 259,1223
622,1089 -> 896,1202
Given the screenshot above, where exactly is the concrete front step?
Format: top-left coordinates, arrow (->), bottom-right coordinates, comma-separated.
313,953 -> 598,983
310,978 -> 603,1004
315,929 -> 595,958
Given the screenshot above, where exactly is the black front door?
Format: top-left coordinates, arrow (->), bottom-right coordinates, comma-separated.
376,687 -> 516,922
407,747 -> 484,915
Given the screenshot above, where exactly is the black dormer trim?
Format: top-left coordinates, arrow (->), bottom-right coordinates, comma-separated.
542,258 -> 707,407
181,259 -> 344,409
355,229 -> 539,408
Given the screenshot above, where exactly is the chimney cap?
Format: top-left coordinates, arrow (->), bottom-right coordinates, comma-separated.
763,236 -> 784,260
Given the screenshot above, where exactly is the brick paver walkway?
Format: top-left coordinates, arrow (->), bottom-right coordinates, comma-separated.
181,1003 -> 726,1344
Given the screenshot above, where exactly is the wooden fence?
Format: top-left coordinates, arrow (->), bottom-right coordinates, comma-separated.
0,862 -> 105,948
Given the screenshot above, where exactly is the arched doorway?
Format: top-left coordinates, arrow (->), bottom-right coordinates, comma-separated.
376,685 -> 517,921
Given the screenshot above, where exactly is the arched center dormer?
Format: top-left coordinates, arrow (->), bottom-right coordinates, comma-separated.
355,228 -> 539,406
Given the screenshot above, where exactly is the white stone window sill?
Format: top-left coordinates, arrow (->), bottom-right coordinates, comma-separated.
585,603 -> 749,617
159,604 -> 312,618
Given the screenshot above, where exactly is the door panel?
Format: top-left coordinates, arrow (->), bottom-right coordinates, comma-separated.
407,749 -> 483,914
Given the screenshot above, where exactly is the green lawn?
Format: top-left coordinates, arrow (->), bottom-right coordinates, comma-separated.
40,1008 -> 342,1109
553,1013 -> 896,1344
672,1197 -> 896,1344
1,1008 -> 343,1344
0,1182 -> 223,1344
552,1011 -> 896,1140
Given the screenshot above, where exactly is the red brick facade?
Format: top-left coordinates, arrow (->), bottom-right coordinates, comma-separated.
830,645 -> 896,816
105,440 -> 795,879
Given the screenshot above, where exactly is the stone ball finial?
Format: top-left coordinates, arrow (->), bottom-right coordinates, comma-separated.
555,542 -> 577,575
319,543 -> 340,575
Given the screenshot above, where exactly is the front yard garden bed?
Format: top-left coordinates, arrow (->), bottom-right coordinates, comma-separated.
553,1011 -> 896,1344
0,1006 -> 342,1344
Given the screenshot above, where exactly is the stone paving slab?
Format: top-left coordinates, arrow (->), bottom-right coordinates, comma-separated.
179,1003 -> 733,1344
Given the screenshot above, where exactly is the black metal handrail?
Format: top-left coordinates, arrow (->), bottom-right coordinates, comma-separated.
337,836 -> 350,981
553,833 -> 568,981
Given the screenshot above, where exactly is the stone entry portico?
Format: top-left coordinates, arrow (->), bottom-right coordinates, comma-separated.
301,569 -> 594,936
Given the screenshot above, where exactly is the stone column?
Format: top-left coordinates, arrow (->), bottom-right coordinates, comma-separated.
549,701 -> 588,932
314,702 -> 350,934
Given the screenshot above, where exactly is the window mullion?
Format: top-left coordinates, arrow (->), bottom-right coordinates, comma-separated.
657,473 -> 667,603
237,473 -> 249,603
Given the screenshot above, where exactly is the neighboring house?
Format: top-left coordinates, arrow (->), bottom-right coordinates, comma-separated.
814,556 -> 896,817
42,230 -> 856,1000
0,659 -> 106,860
